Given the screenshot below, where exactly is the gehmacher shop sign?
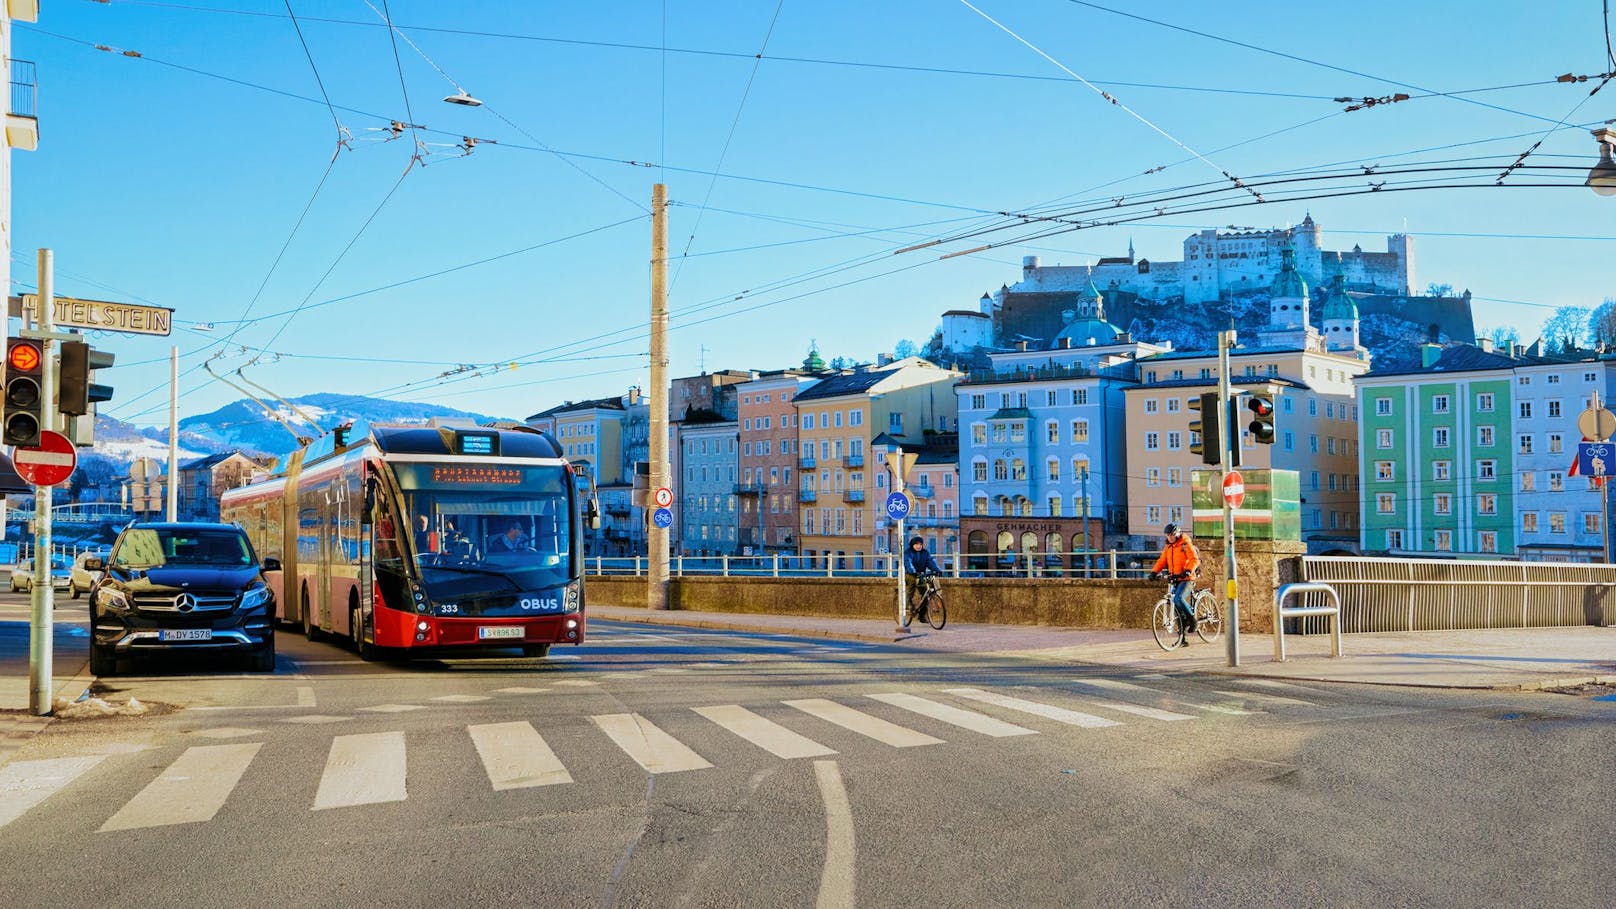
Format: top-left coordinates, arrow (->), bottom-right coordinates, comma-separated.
11,294 -> 173,336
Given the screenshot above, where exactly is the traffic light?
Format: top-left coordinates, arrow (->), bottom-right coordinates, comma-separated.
1247,389 -> 1276,445
1187,391 -> 1221,466
4,337 -> 44,447
59,340 -> 116,416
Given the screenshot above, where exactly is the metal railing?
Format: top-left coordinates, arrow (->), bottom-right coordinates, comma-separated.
1302,555 -> 1616,632
846,489 -> 865,503
10,60 -> 36,119
844,454 -> 865,467
797,488 -> 817,503
588,550 -> 1164,580
799,456 -> 816,469
733,483 -> 765,496
910,485 -> 934,499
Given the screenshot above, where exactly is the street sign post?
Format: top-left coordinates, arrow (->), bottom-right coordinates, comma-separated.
1222,470 -> 1245,509
12,430 -> 75,487
653,487 -> 673,509
652,507 -> 674,529
884,491 -> 912,522
1577,441 -> 1611,478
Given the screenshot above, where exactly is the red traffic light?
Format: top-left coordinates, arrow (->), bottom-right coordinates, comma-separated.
7,340 -> 41,373
1248,395 -> 1274,417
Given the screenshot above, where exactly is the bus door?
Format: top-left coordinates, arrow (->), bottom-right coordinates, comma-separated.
316,490 -> 334,631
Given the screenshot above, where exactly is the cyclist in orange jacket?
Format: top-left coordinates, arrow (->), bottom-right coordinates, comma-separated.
1150,523 -> 1200,634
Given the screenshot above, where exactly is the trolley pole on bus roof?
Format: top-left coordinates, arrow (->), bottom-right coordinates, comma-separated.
647,184 -> 671,610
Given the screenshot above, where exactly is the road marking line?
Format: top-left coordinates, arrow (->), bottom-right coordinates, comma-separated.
0,755 -> 107,830
1212,689 -> 1317,707
866,693 -> 1037,737
591,713 -> 713,774
813,760 -> 855,909
1070,679 -> 1259,715
191,727 -> 266,738
1234,678 -> 1327,695
278,715 -> 352,724
358,704 -> 425,713
313,732 -> 407,810
296,686 -> 316,707
492,687 -> 551,694
694,705 -> 837,759
101,744 -> 261,831
468,722 -> 573,790
431,694 -> 493,703
942,688 -> 1121,729
1133,673 -> 1168,679
784,698 -> 943,748
1084,698 -> 1196,722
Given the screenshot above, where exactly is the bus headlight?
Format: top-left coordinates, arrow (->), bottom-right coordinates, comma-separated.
563,581 -> 581,613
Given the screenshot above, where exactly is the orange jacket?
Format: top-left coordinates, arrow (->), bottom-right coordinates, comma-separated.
1153,536 -> 1200,577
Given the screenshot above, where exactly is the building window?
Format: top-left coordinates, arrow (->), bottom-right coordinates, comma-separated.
1376,428 -> 1393,449
1477,494 -> 1497,515
1521,471 -> 1536,492
1479,531 -> 1497,553
1375,461 -> 1394,481
1046,390 -> 1058,406
1519,402 -> 1533,419
1146,467 -> 1161,487
1072,389 -> 1088,405
1477,426 -> 1494,447
1009,423 -> 1025,443
1549,471 -> 1564,491
889,412 -> 902,433
1433,427 -> 1450,449
1284,431 -> 1295,451
1547,374 -> 1560,385
1522,512 -> 1539,533
1434,530 -> 1452,552
1547,401 -> 1562,418
1047,421 -> 1059,444
1376,493 -> 1396,514
1010,459 -> 1027,481
1327,438 -> 1338,455
993,460 -> 1007,481
849,411 -> 862,426
992,424 -> 1007,443
1047,459 -> 1060,481
1145,432 -> 1160,451
973,496 -> 988,516
972,424 -> 987,446
1146,505 -> 1162,525
1548,433 -> 1563,453
1308,399 -> 1318,416
1167,467 -> 1181,486
1166,431 -> 1182,450
1166,398 -> 1181,413
1432,394 -> 1449,414
1144,399 -> 1159,414
1519,435 -> 1533,454
1477,393 -> 1494,412
1048,495 -> 1062,517
1585,513 -> 1601,534
1477,460 -> 1496,480
1431,460 -> 1450,481
1309,435 -> 1319,454
1518,376 -> 1531,386
1433,493 -> 1451,515
1387,529 -> 1405,549
1072,420 -> 1089,442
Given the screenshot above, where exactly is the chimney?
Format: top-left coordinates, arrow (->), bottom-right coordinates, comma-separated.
627,386 -> 641,405
1023,255 -> 1040,274
1420,343 -> 1442,369
876,352 -> 892,367
1015,340 -> 1029,352
1057,337 -> 1071,350
1476,337 -> 1494,354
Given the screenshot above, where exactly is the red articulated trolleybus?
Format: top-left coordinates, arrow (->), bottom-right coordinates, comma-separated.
220,420 -> 599,661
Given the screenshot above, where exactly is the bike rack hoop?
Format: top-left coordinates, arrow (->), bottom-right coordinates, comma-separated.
1273,582 -> 1343,663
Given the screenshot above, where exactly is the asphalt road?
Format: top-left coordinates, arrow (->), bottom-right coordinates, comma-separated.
1,609 -> 1612,908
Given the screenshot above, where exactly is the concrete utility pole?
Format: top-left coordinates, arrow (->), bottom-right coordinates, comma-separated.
28,249 -> 56,715
893,445 -> 907,630
1217,329 -> 1240,667
647,184 -> 670,610
166,346 -> 178,520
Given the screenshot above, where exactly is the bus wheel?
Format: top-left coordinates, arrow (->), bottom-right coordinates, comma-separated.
351,601 -> 380,662
302,586 -> 325,642
521,644 -> 550,659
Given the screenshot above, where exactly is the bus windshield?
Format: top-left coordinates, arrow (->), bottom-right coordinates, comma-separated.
389,462 -> 573,597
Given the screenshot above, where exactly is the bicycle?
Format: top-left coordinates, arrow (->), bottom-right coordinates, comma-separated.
1149,575 -> 1223,651
905,571 -> 947,631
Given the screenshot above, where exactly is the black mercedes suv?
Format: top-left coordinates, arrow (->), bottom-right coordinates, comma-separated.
87,522 -> 278,675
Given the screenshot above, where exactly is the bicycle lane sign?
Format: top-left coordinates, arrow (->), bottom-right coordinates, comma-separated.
1577,441 -> 1612,477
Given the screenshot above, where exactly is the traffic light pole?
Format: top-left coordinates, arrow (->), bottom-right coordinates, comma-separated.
1217,329 -> 1240,668
28,249 -> 56,714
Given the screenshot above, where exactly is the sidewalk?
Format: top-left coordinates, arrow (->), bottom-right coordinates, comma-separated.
0,616 -> 92,764
589,605 -> 1616,691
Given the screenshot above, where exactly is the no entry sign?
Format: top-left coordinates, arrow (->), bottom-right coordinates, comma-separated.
13,430 -> 77,487
1222,470 -> 1245,509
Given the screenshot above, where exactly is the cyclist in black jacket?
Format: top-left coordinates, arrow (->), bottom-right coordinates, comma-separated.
904,537 -> 942,620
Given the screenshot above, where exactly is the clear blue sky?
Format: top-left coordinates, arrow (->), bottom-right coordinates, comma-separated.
12,0 -> 1616,428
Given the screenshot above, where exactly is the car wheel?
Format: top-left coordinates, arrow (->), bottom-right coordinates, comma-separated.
89,640 -> 117,677
71,584 -> 81,600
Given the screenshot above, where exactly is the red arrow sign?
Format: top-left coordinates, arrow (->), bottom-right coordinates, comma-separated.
1222,470 -> 1245,509
13,430 -> 77,487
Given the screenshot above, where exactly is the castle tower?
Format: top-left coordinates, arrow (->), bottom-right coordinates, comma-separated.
803,340 -> 826,372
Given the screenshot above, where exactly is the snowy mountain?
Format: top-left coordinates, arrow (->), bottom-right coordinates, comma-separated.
176,393 -> 508,457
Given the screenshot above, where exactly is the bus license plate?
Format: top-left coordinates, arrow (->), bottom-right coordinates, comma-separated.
478,626 -> 524,640
160,628 -> 213,642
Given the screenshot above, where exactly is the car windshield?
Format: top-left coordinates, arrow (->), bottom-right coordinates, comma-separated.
113,528 -> 254,569
388,463 -> 573,597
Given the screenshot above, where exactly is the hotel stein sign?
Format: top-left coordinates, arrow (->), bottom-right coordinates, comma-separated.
11,294 -> 173,336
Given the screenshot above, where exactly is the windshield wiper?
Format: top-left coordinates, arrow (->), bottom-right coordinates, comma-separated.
419,563 -> 522,591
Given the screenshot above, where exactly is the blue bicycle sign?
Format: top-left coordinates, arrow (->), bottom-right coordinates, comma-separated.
885,491 -> 912,521
652,507 -> 674,528
1577,442 -> 1611,478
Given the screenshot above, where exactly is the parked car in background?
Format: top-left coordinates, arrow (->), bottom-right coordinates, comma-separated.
88,522 -> 277,675
70,550 -> 109,599
9,556 -> 73,593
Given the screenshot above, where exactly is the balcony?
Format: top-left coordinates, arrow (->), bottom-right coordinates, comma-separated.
844,453 -> 865,468
905,514 -> 953,528
800,456 -> 816,470
846,489 -> 866,503
911,485 -> 934,499
605,504 -> 632,517
7,59 -> 37,152
733,483 -> 765,496
798,488 -> 817,503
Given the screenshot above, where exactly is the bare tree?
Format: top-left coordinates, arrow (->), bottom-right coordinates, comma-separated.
1425,282 -> 1454,297
1486,325 -> 1521,347
893,339 -> 918,359
1589,298 -> 1616,348
1540,305 -> 1593,353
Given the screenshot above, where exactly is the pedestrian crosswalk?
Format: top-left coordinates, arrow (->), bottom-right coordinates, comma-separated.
0,677 -> 1335,835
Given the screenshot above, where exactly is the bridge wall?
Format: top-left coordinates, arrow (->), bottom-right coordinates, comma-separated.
586,575 -> 1166,628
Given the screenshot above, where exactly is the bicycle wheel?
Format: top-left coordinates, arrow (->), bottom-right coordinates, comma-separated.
924,592 -> 946,630
1150,598 -> 1183,651
1193,589 -> 1223,643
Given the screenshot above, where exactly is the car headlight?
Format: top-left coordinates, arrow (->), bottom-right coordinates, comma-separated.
99,588 -> 132,611
563,580 -> 581,613
240,585 -> 272,610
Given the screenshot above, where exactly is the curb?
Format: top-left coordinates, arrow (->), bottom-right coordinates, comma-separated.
1196,669 -> 1616,692
593,611 -> 915,644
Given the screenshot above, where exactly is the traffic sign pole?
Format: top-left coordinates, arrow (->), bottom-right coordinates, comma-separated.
29,249 -> 56,716
1217,330 -> 1240,668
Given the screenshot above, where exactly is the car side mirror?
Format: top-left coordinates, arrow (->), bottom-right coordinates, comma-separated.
261,557 -> 282,572
84,557 -> 105,572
